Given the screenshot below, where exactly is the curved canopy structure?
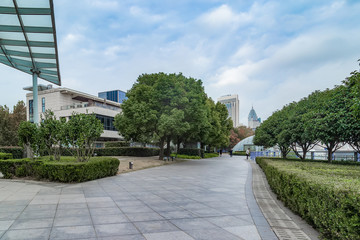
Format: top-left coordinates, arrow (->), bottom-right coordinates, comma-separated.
0,0 -> 61,123
0,0 -> 60,85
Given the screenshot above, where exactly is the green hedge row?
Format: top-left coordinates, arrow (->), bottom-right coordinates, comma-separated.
256,157 -> 360,239
104,141 -> 130,148
0,152 -> 13,160
59,147 -> 159,157
233,151 -> 246,156
95,147 -> 159,157
0,157 -> 119,183
178,148 -> 204,156
0,147 -> 23,159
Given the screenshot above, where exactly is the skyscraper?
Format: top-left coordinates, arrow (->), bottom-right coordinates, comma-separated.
248,106 -> 261,131
217,94 -> 239,128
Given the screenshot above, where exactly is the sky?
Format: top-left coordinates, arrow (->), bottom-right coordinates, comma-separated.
1,0 -> 360,125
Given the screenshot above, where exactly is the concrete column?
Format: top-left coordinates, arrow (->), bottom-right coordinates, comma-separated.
32,73 -> 39,124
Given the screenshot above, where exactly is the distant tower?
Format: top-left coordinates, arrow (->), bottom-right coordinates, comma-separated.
248,106 -> 261,131
217,94 -> 239,128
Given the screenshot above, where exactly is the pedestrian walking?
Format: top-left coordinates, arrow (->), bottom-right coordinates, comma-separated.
219,149 -> 223,156
229,149 -> 233,157
246,148 -> 250,160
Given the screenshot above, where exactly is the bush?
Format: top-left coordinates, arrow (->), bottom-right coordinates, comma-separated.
0,152 -> 13,160
171,154 -> 201,159
204,153 -> 219,158
105,141 -> 130,148
0,147 -> 23,159
95,147 -> 159,157
256,157 -> 360,239
233,151 -> 246,156
178,148 -> 204,156
0,157 -> 119,183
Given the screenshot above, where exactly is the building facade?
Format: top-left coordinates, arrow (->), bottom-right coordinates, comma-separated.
98,90 -> 127,104
248,106 -> 261,131
25,86 -> 123,143
217,94 -> 239,128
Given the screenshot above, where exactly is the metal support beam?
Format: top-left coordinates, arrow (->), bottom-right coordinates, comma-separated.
32,72 -> 39,124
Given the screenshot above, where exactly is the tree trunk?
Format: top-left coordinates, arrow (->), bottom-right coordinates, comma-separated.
158,137 -> 165,160
166,137 -> 171,158
200,142 -> 204,158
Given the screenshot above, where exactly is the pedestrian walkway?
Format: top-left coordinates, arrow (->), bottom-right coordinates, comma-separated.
0,156 -> 314,240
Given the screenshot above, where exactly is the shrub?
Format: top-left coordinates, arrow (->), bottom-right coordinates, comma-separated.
178,148 -> 204,156
204,153 -> 219,158
94,147 -> 159,157
0,147 -> 23,159
256,157 -> 360,239
171,154 -> 201,159
233,151 -> 246,156
105,141 -> 130,148
0,152 -> 13,160
0,157 -> 119,183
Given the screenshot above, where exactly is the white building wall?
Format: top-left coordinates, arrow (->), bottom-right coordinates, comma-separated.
217,94 -> 239,128
26,88 -> 122,140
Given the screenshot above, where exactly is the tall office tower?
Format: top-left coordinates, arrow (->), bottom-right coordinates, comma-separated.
217,94 -> 239,128
98,90 -> 127,104
248,106 -> 261,131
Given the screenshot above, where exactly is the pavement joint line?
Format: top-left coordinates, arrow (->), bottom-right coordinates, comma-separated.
249,159 -> 319,240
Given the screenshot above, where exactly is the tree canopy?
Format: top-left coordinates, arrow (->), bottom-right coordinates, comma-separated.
114,72 -> 232,159
0,101 -> 26,146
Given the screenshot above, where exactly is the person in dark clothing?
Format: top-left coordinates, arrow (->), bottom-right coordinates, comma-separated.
219,149 -> 223,156
229,149 -> 233,157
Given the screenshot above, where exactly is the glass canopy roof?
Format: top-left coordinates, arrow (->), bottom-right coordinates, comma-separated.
0,0 -> 60,85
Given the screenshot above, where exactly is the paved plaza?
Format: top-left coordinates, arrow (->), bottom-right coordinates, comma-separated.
0,156 -> 284,239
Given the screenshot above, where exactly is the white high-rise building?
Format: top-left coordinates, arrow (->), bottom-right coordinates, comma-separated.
217,94 -> 239,128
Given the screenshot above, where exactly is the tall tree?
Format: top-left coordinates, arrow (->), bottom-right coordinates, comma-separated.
115,73 -> 211,159
0,101 -> 26,146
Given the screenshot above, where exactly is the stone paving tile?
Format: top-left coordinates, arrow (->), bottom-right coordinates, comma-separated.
18,209 -> 56,220
133,220 -> 178,234
120,205 -> 155,214
0,221 -> 13,231
185,228 -> 242,240
53,216 -> 92,227
55,208 -> 90,218
10,218 -> 52,230
87,201 -> 117,208
144,230 -> 195,240
99,234 -> 146,240
158,210 -> 197,219
94,223 -> 140,237
125,212 -> 164,222
57,203 -> 87,210
170,218 -> 217,230
89,207 -> 122,216
91,214 -> 129,225
1,228 -> 51,240
50,225 -> 96,239
0,212 -> 21,221
24,204 -> 57,211
203,215 -> 253,228
0,206 -> 25,213
225,225 -> 261,240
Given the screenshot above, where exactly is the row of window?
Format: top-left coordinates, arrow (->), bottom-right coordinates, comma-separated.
28,99 -> 117,132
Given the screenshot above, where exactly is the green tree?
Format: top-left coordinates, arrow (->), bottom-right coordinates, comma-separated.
18,121 -> 39,158
38,110 -> 66,160
65,113 -> 103,162
0,101 -> 26,146
306,87 -> 351,162
115,73 -> 212,159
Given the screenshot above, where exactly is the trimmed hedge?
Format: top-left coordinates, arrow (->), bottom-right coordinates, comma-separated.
233,151 -> 246,156
178,148 -> 204,156
105,141 -> 130,148
95,147 -> 159,157
0,157 -> 119,183
0,147 -> 23,159
0,152 -> 13,160
256,157 -> 360,239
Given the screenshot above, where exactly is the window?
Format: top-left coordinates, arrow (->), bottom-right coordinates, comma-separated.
95,114 -> 116,131
29,99 -> 34,122
42,97 -> 45,112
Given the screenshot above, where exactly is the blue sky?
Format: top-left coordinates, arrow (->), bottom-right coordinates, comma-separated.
1,0 -> 360,125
